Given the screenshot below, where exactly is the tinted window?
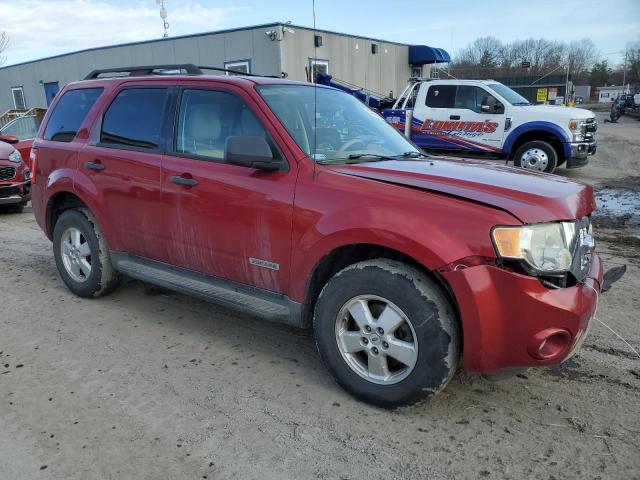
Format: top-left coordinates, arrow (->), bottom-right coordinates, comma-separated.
44,88 -> 103,142
176,89 -> 273,162
101,88 -> 167,149
425,85 -> 456,108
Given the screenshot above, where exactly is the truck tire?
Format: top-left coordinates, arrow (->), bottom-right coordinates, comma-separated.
52,208 -> 120,298
313,259 -> 460,408
513,140 -> 558,173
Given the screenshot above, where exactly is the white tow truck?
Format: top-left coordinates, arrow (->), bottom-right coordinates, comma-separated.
380,79 -> 598,173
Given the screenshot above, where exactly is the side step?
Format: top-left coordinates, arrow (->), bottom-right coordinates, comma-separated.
110,253 -> 303,327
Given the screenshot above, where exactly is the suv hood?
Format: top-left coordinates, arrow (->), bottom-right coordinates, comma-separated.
327,157 -> 595,224
517,104 -> 595,119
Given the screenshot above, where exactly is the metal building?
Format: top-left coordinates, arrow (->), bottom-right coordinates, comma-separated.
0,22 -> 449,115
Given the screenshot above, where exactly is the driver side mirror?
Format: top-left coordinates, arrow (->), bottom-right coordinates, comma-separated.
0,134 -> 19,145
480,102 -> 504,114
224,135 -> 282,171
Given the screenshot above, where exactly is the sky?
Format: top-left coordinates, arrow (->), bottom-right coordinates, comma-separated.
1,0 -> 638,67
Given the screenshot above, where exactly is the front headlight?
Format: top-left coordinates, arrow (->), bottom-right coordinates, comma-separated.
568,119 -> 587,142
8,150 -> 22,164
492,222 -> 575,273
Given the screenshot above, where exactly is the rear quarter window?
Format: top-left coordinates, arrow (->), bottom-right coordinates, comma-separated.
43,88 -> 103,142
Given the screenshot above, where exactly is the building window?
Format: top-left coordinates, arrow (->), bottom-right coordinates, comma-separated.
411,66 -> 422,78
224,60 -> 251,76
309,59 -> 329,82
11,86 -> 26,110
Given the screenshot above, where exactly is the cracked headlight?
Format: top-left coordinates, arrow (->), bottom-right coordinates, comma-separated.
492,222 -> 575,274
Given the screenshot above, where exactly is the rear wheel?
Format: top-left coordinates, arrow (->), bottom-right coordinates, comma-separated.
52,209 -> 120,298
313,259 -> 460,408
513,140 -> 558,173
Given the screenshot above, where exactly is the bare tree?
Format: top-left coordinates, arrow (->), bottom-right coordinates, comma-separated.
0,32 -> 8,66
565,39 -> 597,76
457,37 -> 502,67
623,39 -> 640,85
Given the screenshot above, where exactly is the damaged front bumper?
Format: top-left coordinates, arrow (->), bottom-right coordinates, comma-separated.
440,253 -> 614,374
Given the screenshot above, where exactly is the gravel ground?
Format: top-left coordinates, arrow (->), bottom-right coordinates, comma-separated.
1,116 -> 639,480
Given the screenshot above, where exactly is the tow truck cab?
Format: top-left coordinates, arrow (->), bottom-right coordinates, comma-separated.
381,79 -> 597,173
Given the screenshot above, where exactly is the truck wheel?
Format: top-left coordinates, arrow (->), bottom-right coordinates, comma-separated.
52,208 -> 120,298
313,259 -> 460,408
514,141 -> 558,173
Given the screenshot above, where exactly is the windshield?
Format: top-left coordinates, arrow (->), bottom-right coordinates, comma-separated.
257,85 -> 421,163
487,83 -> 531,106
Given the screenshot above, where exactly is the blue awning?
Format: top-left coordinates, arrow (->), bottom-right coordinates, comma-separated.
409,45 -> 451,65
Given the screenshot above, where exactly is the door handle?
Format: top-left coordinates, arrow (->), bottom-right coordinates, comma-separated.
449,115 -> 460,120
170,175 -> 198,187
86,161 -> 105,171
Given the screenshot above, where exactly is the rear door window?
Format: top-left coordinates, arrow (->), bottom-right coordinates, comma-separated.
100,88 -> 168,150
425,85 -> 456,108
43,88 -> 103,142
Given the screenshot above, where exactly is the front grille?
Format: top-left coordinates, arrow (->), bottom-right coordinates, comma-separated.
0,186 -> 19,198
585,118 -> 597,133
0,166 -> 16,181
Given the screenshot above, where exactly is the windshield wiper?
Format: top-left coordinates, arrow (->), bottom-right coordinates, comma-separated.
396,151 -> 426,158
316,154 -> 389,164
512,102 -> 532,106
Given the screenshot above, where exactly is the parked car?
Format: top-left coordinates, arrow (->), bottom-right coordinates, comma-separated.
0,114 -> 40,160
0,135 -> 31,212
29,64 -> 619,407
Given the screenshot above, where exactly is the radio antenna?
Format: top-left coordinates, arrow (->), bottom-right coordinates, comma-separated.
312,0 -> 318,180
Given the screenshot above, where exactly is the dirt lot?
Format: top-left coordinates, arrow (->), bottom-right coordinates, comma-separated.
1,115 -> 639,480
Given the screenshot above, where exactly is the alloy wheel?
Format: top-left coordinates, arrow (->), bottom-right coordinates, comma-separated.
334,295 -> 418,385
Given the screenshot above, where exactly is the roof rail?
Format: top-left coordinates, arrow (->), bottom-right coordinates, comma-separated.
84,64 -> 203,80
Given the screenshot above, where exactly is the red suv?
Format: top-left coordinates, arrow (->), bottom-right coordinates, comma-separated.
30,65 -> 616,407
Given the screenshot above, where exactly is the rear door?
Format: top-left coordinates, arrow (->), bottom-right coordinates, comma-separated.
77,85 -> 171,258
160,83 -> 297,293
416,84 -> 504,153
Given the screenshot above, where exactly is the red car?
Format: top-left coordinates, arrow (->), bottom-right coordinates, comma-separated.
0,114 -> 39,161
0,134 -> 31,212
29,65 -> 619,407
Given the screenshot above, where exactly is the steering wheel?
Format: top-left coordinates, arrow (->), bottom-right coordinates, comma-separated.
336,138 -> 367,157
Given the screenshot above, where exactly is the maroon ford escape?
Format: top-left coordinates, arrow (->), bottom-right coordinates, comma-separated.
29,65 -> 622,407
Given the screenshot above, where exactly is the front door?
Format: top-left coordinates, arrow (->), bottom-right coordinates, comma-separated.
161,85 -> 296,293
414,84 -> 505,154
43,82 -> 60,106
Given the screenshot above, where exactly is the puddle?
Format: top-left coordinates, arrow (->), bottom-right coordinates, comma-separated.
593,188 -> 640,235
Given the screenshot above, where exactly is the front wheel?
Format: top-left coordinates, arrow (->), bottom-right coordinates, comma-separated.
513,140 -> 558,173
313,259 -> 460,408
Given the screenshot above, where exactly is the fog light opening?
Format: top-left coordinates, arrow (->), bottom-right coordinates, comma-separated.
529,328 -> 572,360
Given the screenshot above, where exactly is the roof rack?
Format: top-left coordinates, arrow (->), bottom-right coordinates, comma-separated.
84,64 -> 203,80
84,63 -> 274,80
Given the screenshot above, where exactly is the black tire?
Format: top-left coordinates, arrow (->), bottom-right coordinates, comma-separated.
11,203 -> 25,214
52,208 -> 120,298
513,140 -> 558,173
313,259 -> 460,408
